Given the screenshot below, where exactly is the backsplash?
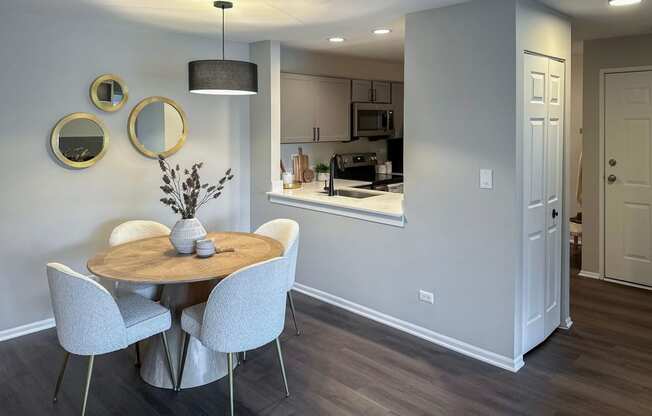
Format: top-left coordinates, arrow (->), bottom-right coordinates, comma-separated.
281,139 -> 388,172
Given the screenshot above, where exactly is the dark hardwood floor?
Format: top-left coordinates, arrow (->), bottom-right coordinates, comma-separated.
2,272 -> 652,415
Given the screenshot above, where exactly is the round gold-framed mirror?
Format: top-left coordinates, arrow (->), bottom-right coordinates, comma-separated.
51,113 -> 109,169
128,96 -> 187,159
90,74 -> 128,112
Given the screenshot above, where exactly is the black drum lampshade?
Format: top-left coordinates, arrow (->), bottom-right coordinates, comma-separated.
189,60 -> 257,95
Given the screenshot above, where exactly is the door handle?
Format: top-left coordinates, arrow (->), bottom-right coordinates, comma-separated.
552,209 -> 559,219
607,174 -> 617,184
609,158 -> 617,167
313,127 -> 316,142
317,127 -> 320,141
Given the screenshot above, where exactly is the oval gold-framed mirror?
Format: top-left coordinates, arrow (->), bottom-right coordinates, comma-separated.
51,113 -> 109,169
90,74 -> 128,112
128,96 -> 187,159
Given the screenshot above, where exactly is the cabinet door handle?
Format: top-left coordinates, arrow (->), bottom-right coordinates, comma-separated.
373,89 -> 377,102
313,127 -> 316,142
368,88 -> 373,102
317,127 -> 320,141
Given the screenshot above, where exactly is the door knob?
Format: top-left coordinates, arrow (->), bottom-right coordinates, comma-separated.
552,209 -> 559,219
607,174 -> 617,184
609,158 -> 617,167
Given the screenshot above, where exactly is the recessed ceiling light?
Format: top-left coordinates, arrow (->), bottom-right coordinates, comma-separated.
373,28 -> 392,35
608,0 -> 642,6
328,37 -> 345,43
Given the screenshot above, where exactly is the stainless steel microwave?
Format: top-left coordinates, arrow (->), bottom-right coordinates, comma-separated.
352,103 -> 395,138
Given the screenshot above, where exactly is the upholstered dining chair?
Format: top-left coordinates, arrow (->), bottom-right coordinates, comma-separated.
109,220 -> 171,366
108,220 -> 171,299
177,258 -> 290,415
47,263 -> 176,416
254,219 -> 300,335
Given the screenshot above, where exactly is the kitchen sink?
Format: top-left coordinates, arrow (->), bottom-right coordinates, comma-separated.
320,189 -> 379,199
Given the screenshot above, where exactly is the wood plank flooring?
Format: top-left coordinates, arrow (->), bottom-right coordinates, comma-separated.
1,273 -> 651,415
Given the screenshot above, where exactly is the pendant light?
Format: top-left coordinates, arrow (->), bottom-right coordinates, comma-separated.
189,1 -> 258,95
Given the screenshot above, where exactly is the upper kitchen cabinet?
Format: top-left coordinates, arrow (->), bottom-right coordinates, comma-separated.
391,82 -> 404,138
314,76 -> 351,142
281,73 -> 350,143
281,73 -> 317,143
351,79 -> 391,103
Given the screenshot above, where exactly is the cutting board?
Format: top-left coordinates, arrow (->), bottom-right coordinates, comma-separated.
292,147 -> 310,182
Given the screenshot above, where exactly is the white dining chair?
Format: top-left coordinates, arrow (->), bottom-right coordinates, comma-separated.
47,263 -> 176,416
254,219 -> 300,335
109,220 -> 171,367
177,258 -> 290,415
108,220 -> 171,300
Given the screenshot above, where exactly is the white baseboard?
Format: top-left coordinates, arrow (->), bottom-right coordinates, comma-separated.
559,316 -> 573,330
0,318 -> 55,342
604,277 -> 652,292
578,270 -> 602,280
293,283 -> 524,373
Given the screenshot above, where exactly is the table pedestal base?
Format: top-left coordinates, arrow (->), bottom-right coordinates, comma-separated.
139,281 -> 236,390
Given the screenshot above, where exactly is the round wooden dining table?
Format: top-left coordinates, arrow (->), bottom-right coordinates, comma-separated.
87,231 -> 284,390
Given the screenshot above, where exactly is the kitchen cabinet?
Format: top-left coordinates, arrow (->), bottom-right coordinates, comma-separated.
391,82 -> 404,138
351,79 -> 391,103
281,73 -> 350,143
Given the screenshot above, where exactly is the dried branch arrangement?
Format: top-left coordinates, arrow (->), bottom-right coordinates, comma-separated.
158,155 -> 234,219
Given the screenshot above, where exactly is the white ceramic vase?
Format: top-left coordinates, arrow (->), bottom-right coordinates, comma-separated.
169,218 -> 207,254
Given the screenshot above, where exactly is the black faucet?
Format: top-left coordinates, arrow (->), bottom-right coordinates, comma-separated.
324,153 -> 338,196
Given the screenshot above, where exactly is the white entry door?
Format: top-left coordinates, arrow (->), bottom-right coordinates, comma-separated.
523,54 -> 564,353
605,71 -> 652,287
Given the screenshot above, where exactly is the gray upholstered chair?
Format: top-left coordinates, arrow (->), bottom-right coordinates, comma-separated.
255,219 -> 300,335
177,258 -> 290,415
47,263 -> 176,416
109,220 -> 170,366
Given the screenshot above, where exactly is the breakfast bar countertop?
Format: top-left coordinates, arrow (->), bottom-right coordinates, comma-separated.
267,179 -> 404,227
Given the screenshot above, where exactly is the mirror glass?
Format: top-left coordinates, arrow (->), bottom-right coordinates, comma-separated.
51,113 -> 108,168
129,97 -> 186,158
90,74 -> 128,112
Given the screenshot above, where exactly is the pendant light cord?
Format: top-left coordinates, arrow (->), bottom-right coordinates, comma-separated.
221,6 -> 225,60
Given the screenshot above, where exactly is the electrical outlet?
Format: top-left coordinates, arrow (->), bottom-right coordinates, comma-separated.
419,290 -> 434,304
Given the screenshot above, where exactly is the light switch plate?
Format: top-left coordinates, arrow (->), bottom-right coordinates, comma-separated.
480,169 -> 493,189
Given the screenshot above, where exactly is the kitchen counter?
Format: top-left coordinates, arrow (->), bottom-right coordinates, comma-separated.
267,179 -> 404,227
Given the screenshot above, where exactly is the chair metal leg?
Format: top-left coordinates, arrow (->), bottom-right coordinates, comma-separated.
81,355 -> 94,416
160,332 -> 177,390
227,352 -> 235,416
287,292 -> 301,336
275,338 -> 290,397
177,332 -> 190,392
134,342 -> 141,368
53,351 -> 70,403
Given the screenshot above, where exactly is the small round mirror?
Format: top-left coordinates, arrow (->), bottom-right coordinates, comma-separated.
90,74 -> 128,112
128,96 -> 187,158
51,113 -> 109,169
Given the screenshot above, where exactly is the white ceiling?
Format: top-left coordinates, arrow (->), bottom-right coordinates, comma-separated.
539,0 -> 652,40
5,0 -> 467,63
5,0 -> 652,62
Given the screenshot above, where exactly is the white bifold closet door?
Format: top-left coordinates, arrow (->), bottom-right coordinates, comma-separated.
523,53 -> 564,354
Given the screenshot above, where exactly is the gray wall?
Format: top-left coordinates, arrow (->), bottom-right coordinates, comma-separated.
254,0 -> 521,359
0,10 -> 251,331
582,34 -> 652,274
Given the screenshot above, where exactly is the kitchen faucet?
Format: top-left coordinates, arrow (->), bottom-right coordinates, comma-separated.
324,153 -> 339,196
